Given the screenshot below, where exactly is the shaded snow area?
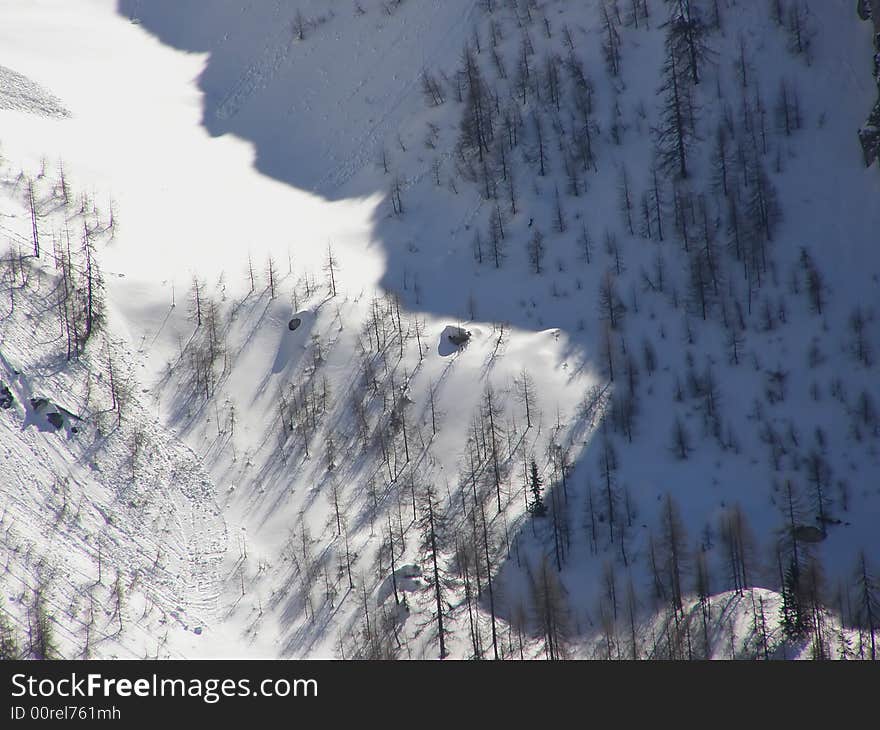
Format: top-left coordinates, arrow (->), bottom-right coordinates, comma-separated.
0,0 -> 879,661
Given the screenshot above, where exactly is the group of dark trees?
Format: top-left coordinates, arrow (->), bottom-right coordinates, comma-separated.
406,378 -> 575,660
0,163 -> 138,433
171,242 -> 343,421
0,585 -> 59,660
1,167 -> 110,363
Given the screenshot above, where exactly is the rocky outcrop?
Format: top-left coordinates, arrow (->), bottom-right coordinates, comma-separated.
858,0 -> 880,167
29,396 -> 81,432
447,326 -> 471,347
0,382 -> 13,409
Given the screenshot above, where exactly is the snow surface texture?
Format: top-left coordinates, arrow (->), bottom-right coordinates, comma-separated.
0,0 -> 878,660
0,65 -> 69,119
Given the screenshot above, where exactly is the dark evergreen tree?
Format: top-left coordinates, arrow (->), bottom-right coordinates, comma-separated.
778,481 -> 811,640
528,459 -> 546,516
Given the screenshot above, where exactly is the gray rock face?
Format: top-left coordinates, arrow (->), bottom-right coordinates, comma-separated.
0,383 -> 13,409
28,395 -> 81,432
438,325 -> 472,356
448,327 -> 471,346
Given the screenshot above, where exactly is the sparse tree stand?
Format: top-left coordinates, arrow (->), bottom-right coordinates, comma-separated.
854,550 -> 878,660
386,516 -> 399,605
655,42 -> 696,179
190,276 -> 203,327
28,179 -> 40,257
484,386 -> 504,513
419,487 -> 447,659
81,222 -> 103,345
324,244 -> 338,297
0,608 -> 20,659
516,369 -> 535,430
528,228 -> 545,274
479,497 -> 500,660
531,555 -> 568,660
661,493 -> 687,617
528,459 -> 546,517
665,0 -> 712,86
266,255 -> 276,299
601,1 -> 622,76
28,587 -> 58,660
779,481 -> 809,640
391,175 -> 405,215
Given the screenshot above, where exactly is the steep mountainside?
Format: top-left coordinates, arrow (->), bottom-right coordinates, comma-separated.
0,0 -> 878,660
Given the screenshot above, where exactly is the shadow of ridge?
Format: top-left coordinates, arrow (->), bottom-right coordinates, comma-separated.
116,1 -> 363,198
115,1 -> 474,201
114,1 -> 603,344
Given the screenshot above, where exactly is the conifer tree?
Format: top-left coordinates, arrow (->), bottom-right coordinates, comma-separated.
528,459 -> 546,516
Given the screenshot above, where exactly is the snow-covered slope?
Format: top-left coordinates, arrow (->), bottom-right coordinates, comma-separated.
0,170 -> 226,659
1,0 -> 878,660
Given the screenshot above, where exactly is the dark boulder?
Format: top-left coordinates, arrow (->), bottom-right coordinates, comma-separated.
46,412 -> 64,429
439,325 -> 473,356
28,395 -> 81,431
0,383 -> 12,409
448,327 -> 471,346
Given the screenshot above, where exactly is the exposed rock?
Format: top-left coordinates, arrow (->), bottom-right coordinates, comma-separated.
439,325 -> 473,355
447,326 -> 471,346
0,383 -> 12,409
29,395 -> 82,432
